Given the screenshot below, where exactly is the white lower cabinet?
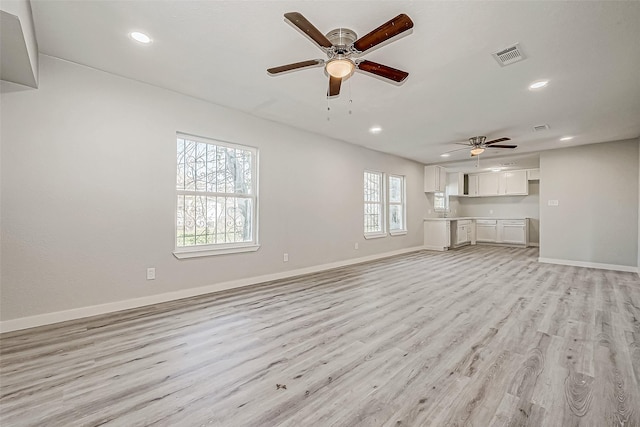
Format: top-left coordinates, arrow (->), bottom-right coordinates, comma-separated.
476,219 -> 528,245
424,220 -> 451,251
425,218 -> 529,250
475,220 -> 498,242
498,219 -> 528,245
454,220 -> 473,246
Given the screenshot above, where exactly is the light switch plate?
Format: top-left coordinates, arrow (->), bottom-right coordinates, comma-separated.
548,200 -> 559,206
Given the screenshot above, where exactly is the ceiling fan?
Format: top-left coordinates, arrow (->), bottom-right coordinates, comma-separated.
267,12 -> 414,97
445,136 -> 517,157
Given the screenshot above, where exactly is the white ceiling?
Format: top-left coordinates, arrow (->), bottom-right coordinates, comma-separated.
29,1 -> 640,170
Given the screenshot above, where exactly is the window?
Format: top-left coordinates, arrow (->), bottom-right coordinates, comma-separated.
434,191 -> 448,212
388,175 -> 406,235
364,171 -> 385,238
175,133 -> 258,258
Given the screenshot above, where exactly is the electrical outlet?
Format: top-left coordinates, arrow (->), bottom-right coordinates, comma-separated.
489,209 -> 494,214
354,242 -> 359,250
283,253 -> 289,262
146,267 -> 156,280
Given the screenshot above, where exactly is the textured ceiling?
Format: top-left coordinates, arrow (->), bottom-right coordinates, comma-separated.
30,1 -> 640,170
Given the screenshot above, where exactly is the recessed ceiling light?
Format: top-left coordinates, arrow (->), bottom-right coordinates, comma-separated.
529,80 -> 549,90
369,126 -> 382,134
560,136 -> 574,141
130,31 -> 152,44
440,153 -> 451,158
491,168 -> 502,172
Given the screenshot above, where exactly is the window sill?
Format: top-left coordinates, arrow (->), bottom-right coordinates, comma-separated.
389,230 -> 408,236
173,244 -> 260,259
364,232 -> 387,240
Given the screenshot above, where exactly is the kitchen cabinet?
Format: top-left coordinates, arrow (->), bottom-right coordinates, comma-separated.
478,173 -> 500,196
468,170 -> 528,197
498,219 -> 528,245
466,174 -> 479,197
527,168 -> 540,180
454,220 -> 473,246
424,165 -> 447,192
447,172 -> 465,196
476,219 -> 498,242
499,170 -> 528,195
424,220 -> 451,251
426,218 -> 529,249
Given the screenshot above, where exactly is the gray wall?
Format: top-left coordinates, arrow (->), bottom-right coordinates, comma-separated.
540,139 -> 639,267
455,182 -> 540,244
0,55 -> 427,321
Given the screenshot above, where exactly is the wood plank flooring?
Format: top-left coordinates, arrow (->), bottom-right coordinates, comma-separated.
1,246 -> 640,426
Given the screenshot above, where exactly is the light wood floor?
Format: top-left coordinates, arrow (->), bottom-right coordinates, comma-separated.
1,246 -> 640,426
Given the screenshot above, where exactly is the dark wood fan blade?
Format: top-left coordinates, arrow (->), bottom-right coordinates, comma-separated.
356,60 -> 409,83
485,137 -> 511,145
328,76 -> 342,97
267,59 -> 324,75
284,12 -> 333,49
353,14 -> 414,53
487,144 -> 517,149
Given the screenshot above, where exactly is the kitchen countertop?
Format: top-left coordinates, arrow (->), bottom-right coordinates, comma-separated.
423,217 -> 529,221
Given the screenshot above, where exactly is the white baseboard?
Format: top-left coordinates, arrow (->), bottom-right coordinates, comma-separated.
528,243 -> 540,247
423,245 -> 448,251
538,257 -> 638,273
0,246 -> 426,333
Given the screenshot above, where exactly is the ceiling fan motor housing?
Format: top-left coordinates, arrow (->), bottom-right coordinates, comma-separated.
469,136 -> 487,146
325,28 -> 358,50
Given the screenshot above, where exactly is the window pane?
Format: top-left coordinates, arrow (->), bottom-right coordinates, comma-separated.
183,139 -> 196,191
389,176 -> 402,203
390,205 -> 403,230
364,203 -> 382,233
177,195 -> 253,247
364,171 -> 382,202
434,192 -> 446,211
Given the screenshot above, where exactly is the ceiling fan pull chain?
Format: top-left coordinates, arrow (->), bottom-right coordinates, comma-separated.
348,80 -> 353,115
326,95 -> 331,121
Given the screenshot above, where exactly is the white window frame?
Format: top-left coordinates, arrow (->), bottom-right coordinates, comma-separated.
174,132 -> 259,259
364,170 -> 387,239
388,174 -> 407,236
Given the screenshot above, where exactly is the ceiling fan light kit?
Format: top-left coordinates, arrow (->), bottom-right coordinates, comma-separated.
326,58 -> 355,79
267,12 -> 414,97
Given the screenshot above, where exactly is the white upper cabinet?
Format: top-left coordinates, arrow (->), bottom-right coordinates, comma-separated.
446,172 -> 464,196
467,174 -> 479,197
424,165 -> 447,192
499,170 -> 528,195
467,170 -> 529,197
478,172 -> 500,196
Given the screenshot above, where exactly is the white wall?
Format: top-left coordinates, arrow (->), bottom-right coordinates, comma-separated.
0,0 -> 38,86
0,55 -> 427,322
455,182 -> 540,244
540,139 -> 638,268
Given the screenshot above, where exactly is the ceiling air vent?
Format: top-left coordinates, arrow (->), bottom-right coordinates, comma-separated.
533,124 -> 550,132
492,43 -> 526,67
